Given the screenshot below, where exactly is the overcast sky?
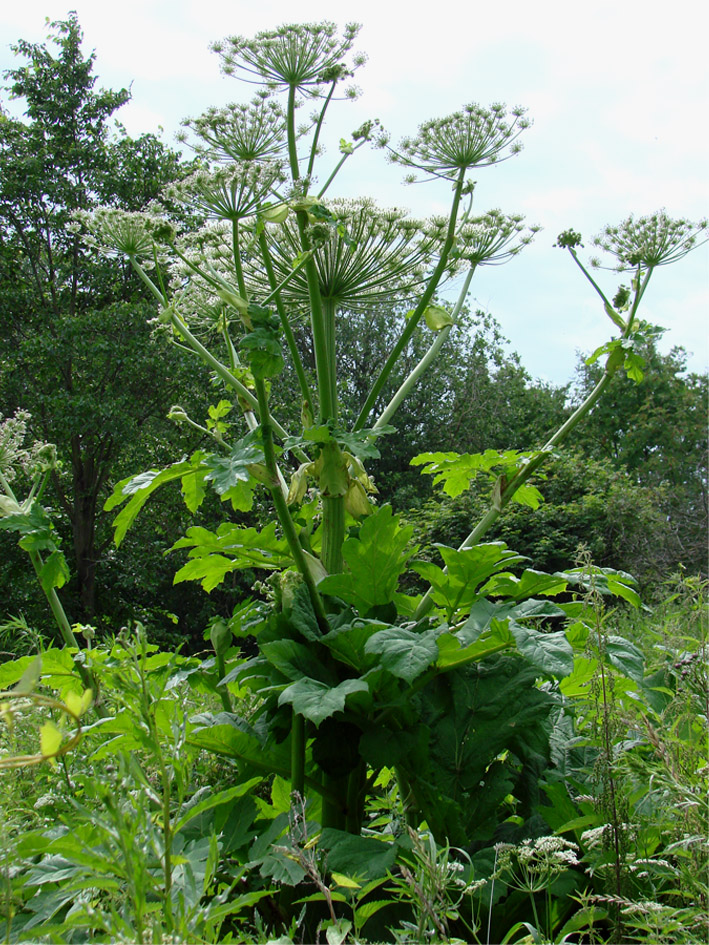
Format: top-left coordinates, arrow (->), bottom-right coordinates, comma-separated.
2,0 -> 707,386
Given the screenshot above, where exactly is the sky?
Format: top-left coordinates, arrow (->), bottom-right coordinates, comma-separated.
2,0 -> 707,387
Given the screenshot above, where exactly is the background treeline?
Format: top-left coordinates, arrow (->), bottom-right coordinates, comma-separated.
1,14 -> 706,651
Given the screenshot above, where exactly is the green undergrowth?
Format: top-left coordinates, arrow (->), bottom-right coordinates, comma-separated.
0,574 -> 705,944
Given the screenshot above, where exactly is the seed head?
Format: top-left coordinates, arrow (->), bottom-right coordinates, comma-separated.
457,210 -> 540,266
591,211 -> 708,271
183,96 -> 287,162
214,22 -> 364,95
389,103 -> 530,182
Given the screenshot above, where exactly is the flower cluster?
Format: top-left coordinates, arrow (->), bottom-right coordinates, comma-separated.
167,162 -> 286,223
246,199 -> 442,311
493,836 -> 580,894
0,410 -> 55,486
456,210 -> 540,266
388,103 -> 530,182
181,95 -> 287,163
213,22 -> 366,95
75,207 -> 175,259
591,210 -> 708,271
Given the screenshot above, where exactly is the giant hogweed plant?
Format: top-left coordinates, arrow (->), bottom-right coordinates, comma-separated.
81,22 -> 706,842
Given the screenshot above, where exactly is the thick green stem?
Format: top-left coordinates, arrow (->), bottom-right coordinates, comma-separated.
345,761 -> 366,834
286,85 -> 301,183
232,219 -> 247,298
160,763 -> 174,932
321,773 -> 347,830
322,298 -> 338,420
27,548 -> 97,694
295,212 -> 335,420
354,170 -> 467,431
321,494 -> 345,575
254,380 -> 329,633
215,651 -> 233,713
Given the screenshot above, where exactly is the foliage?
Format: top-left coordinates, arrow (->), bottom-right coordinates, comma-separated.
405,449 -> 679,590
0,14 -> 203,627
573,339 -> 708,582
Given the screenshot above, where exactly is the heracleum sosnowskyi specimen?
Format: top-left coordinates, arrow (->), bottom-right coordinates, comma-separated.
84,21 -> 706,835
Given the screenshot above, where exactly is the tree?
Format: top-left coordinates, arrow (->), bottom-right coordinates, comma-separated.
573,338 -> 707,579
0,14 -> 202,622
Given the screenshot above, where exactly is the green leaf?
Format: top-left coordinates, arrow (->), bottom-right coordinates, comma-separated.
39,549 -> 70,592
278,677 -> 369,727
424,304 -> 454,331
321,621 -> 381,673
239,326 -> 283,379
203,437 -> 265,495
435,620 -> 516,671
318,505 -> 415,615
105,460 -> 193,546
510,624 -> 574,677
12,654 -> 42,694
319,829 -> 397,880
562,566 -> 641,608
174,779 -> 261,834
365,626 -> 439,683
188,712 -> 291,776
411,449 -> 542,499
261,639 -> 335,684
181,467 -> 208,513
172,522 -> 291,591
485,569 -> 569,600
605,635 -> 644,683
509,482 -> 544,509
0,501 -> 58,556
413,543 -> 525,619
0,649 -> 76,692
559,656 -> 599,697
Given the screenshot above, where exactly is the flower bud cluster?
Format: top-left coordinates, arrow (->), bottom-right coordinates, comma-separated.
0,410 -> 56,484
493,836 -> 580,893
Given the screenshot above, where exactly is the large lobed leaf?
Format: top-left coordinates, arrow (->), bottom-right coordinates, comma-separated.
172,521 -> 291,591
318,505 -> 416,614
